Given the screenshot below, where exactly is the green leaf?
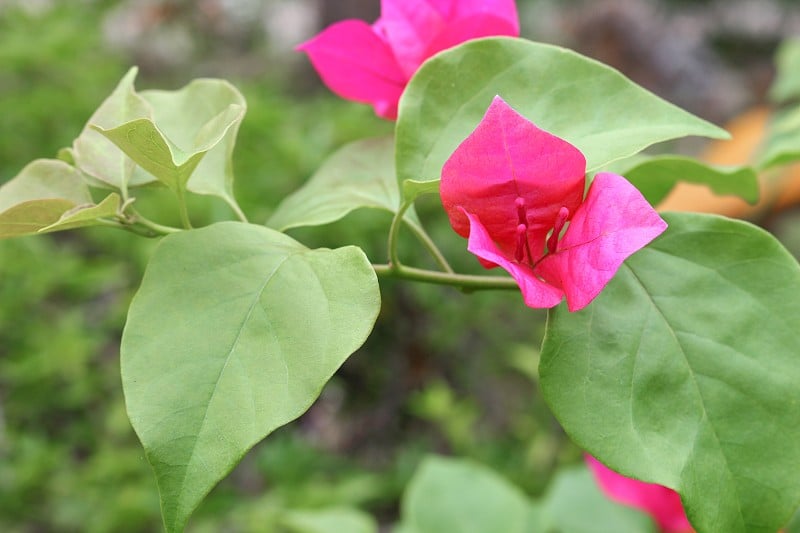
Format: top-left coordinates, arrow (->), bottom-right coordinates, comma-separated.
40,192 -> 121,232
541,466 -> 656,533
539,213 -> 800,533
399,456 -> 533,533
769,38 -> 800,104
281,507 -> 378,533
0,159 -> 117,238
140,79 -> 246,213
396,37 -> 728,184
268,136 -> 421,232
72,66 -> 152,189
402,179 -> 440,204
611,155 -> 759,205
757,106 -> 800,169
121,222 -> 380,532
93,118 -> 204,194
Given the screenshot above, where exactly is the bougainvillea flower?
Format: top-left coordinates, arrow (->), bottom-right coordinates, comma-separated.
440,96 -> 667,312
586,455 -> 694,533
297,0 -> 519,119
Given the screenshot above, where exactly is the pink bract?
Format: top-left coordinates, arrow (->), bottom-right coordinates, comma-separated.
440,96 -> 667,312
297,0 -> 519,119
586,455 -> 694,533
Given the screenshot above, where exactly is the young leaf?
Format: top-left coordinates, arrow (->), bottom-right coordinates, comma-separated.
93,118 -> 205,194
267,136 -> 422,232
610,155 -> 759,206
396,37 -> 728,184
0,159 -> 116,238
540,212 -> 800,533
121,222 -> 380,533
139,79 -> 246,214
399,456 -> 534,533
72,66 -> 153,189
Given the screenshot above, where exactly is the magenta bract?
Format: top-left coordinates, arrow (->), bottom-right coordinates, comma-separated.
440,96 -> 667,312
586,455 -> 693,533
297,0 -> 519,119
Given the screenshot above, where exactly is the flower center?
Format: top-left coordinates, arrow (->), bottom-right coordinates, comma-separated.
547,206 -> 570,254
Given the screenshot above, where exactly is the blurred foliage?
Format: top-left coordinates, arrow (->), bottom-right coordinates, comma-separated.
0,2 -> 567,531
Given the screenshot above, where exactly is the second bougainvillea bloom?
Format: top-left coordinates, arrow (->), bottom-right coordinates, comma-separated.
440,96 -> 667,312
297,0 -> 519,119
586,455 -> 694,533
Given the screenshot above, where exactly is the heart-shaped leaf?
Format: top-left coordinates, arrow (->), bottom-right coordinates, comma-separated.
121,221 -> 380,532
396,37 -> 728,184
539,212 -> 800,533
0,159 -> 118,238
609,155 -> 759,206
268,136 -> 422,232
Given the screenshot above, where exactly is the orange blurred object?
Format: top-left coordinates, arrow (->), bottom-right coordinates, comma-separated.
657,106 -> 800,218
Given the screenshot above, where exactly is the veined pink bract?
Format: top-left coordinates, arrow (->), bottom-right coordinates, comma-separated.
586,455 -> 694,533
297,0 -> 519,119
440,96 -> 667,312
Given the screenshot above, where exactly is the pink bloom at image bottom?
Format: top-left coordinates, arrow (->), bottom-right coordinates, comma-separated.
297,0 -> 519,119
586,455 -> 694,533
439,96 -> 667,312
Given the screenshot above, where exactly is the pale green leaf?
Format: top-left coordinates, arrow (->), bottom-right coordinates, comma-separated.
281,507 -> 378,533
72,66 -> 152,189
541,466 -> 656,533
268,136 -> 421,232
121,222 -> 380,532
140,79 -> 246,211
40,192 -> 121,232
611,155 -> 759,205
396,37 -> 728,184
92,118 -> 205,194
402,179 -> 440,204
540,213 -> 800,533
0,159 -> 113,238
399,456 -> 532,533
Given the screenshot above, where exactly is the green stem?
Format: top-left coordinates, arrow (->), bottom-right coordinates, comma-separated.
175,188 -> 193,229
224,196 -> 249,223
93,218 -> 160,238
129,209 -> 182,235
388,198 -> 454,273
373,263 -> 518,291
406,222 -> 454,273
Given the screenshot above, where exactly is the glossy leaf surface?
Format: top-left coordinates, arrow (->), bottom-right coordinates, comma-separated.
121,222 -> 380,532
396,37 -> 728,184
540,212 -> 800,533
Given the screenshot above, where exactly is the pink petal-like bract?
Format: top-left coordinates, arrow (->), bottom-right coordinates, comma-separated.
536,172 -> 668,311
440,96 -> 667,311
296,20 -> 406,119
298,0 -> 519,119
441,96 -> 586,262
586,455 -> 694,533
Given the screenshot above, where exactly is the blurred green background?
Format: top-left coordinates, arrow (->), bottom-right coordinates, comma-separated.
1,1 -> 800,531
